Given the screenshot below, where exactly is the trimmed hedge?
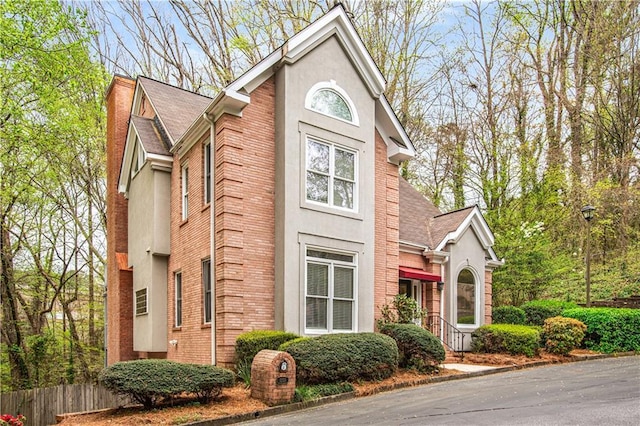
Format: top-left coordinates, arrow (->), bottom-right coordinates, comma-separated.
471,324 -> 540,357
380,324 -> 445,372
521,300 -> 579,326
562,308 -> 640,353
283,333 -> 399,385
543,316 -> 586,355
99,360 -> 234,409
492,306 -> 526,325
235,330 -> 300,367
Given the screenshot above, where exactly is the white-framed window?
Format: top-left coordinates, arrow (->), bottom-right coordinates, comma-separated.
305,248 -> 356,333
305,80 -> 359,126
202,259 -> 212,324
135,288 -> 148,316
203,142 -> 211,204
174,272 -> 182,327
456,269 -> 476,326
305,137 -> 357,210
132,138 -> 145,176
181,164 -> 189,220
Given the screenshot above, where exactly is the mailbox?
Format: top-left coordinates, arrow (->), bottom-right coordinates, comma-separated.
250,350 -> 296,405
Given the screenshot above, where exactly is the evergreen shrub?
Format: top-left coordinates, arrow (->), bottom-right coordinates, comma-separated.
471,324 -> 540,357
521,300 -> 578,326
99,359 -> 234,409
492,306 -> 526,325
234,330 -> 300,367
283,333 -> 398,384
542,316 -> 586,355
562,308 -> 640,353
380,323 -> 445,372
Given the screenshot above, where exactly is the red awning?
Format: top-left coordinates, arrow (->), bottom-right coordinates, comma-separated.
399,266 -> 441,282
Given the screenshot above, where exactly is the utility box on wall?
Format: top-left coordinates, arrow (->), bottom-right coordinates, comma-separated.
250,350 -> 296,405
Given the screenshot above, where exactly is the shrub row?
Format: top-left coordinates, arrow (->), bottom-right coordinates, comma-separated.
492,305 -> 526,325
521,300 -> 578,326
99,360 -> 234,409
562,308 -> 640,353
471,324 -> 540,357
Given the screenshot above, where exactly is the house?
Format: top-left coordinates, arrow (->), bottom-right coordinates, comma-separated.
105,5 -> 501,367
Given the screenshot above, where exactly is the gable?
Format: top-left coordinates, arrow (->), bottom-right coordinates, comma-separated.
177,4 -> 415,164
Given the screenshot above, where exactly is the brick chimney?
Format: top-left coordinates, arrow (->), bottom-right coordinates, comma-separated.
105,75 -> 136,365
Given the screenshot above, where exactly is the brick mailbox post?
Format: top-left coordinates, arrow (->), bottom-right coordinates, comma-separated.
250,350 -> 296,405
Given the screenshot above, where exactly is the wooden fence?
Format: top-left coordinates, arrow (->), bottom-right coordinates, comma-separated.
1,383 -> 131,426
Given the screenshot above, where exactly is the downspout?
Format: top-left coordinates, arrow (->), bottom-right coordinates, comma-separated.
204,112 -> 216,365
439,263 -> 445,339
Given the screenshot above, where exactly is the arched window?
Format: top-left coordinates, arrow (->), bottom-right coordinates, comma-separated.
456,269 -> 475,325
305,81 -> 359,125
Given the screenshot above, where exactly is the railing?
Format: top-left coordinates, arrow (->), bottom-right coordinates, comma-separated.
426,314 -> 465,360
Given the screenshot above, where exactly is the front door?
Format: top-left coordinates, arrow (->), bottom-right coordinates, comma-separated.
398,279 -> 422,325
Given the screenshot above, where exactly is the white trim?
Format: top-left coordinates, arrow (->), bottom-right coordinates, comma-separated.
304,136 -> 359,213
304,246 -> 358,334
454,266 -> 481,329
434,206 -> 497,256
174,272 -> 182,327
375,96 -> 416,163
305,80 -> 360,126
181,163 -> 189,220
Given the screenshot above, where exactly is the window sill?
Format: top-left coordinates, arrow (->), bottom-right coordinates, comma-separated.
172,326 -> 182,332
179,218 -> 189,227
201,203 -> 211,213
201,323 -> 212,329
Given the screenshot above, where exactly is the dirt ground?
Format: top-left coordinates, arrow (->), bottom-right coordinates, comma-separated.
57,350 -> 599,425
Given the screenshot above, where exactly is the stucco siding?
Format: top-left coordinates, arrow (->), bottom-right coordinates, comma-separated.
276,35 -> 378,335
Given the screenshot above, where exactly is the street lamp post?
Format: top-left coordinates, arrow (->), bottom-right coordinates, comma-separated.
581,205 -> 595,307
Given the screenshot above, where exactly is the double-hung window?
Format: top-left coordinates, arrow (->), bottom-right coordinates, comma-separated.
305,248 -> 356,333
174,272 -> 182,327
306,138 -> 356,210
181,164 -> 189,220
202,259 -> 212,323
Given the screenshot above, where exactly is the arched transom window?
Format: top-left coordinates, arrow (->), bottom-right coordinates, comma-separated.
305,81 -> 359,126
456,269 -> 476,325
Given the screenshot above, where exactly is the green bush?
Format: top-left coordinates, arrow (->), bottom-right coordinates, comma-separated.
471,324 -> 541,357
99,360 -> 234,409
293,382 -> 354,402
521,300 -> 579,326
562,308 -> 640,353
377,294 -> 427,328
542,316 -> 586,355
492,306 -> 526,325
235,330 -> 300,367
283,333 -> 398,385
380,324 -> 445,372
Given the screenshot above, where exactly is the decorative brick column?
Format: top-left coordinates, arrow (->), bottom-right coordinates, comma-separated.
250,350 -> 296,406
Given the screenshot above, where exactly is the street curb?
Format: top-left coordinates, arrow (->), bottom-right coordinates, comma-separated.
185,351 -> 638,425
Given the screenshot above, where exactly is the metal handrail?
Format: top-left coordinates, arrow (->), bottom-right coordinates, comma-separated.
426,314 -> 465,360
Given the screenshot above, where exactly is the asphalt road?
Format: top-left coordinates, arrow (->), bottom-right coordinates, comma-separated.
244,356 -> 640,425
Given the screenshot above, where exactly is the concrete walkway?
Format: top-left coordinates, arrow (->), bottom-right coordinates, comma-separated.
441,363 -> 499,372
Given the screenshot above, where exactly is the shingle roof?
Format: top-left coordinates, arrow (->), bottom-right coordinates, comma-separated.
138,76 -> 212,144
430,206 -> 475,249
399,177 -> 473,249
131,115 -> 170,156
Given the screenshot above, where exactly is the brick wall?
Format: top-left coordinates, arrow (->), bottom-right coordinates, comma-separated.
167,129 -> 213,365
105,76 -> 136,365
484,269 -> 493,324
213,77 -> 276,366
374,130 -> 400,324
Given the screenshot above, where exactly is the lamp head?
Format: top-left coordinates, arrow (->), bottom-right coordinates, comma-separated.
581,205 -> 595,222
